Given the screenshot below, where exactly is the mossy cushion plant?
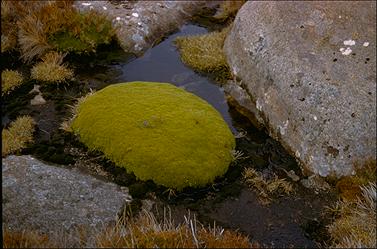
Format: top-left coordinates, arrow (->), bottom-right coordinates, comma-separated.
71,82 -> 235,190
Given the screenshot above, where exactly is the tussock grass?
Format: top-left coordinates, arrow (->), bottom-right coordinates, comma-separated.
31,51 -> 74,83
96,209 -> 252,248
3,209 -> 254,248
328,182 -> 376,248
13,0 -> 114,61
243,168 -> 294,204
1,1 -> 19,52
2,116 -> 35,157
174,27 -> 232,83
2,69 -> 24,95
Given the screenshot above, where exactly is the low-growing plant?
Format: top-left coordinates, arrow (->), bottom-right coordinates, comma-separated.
243,168 -> 294,204
31,51 -> 74,83
71,82 -> 235,190
328,182 -> 376,248
96,209 -> 252,248
2,69 -> 24,95
3,209 -> 254,248
174,27 -> 232,83
336,159 -> 376,201
1,1 -> 19,52
2,116 -> 36,157
15,0 -> 115,62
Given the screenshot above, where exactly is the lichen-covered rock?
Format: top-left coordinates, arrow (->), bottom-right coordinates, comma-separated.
224,1 -> 376,177
71,82 -> 235,190
2,155 -> 131,245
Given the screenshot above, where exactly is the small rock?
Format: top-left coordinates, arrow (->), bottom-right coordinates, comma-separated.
29,84 -> 41,94
30,94 -> 46,105
300,175 -> 331,193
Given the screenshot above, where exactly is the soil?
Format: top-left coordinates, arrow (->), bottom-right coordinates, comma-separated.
1,17 -> 337,248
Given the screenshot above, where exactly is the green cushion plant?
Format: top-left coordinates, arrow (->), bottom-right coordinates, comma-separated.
71,82 -> 235,190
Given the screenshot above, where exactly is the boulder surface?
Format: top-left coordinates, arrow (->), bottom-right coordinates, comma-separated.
224,1 -> 376,177
74,0 -> 215,55
2,155 -> 131,242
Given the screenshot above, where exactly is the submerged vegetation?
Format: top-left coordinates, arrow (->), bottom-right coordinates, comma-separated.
174,26 -> 232,83
31,51 -> 74,83
1,69 -> 24,95
2,116 -> 36,157
243,168 -> 294,204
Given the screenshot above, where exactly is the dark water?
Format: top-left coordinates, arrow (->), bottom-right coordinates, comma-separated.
111,24 -> 236,133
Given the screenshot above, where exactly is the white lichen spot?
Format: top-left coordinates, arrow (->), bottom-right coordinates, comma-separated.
343,39 -> 356,46
341,47 -> 352,55
339,47 -> 345,52
313,115 -> 317,121
338,15 -> 342,18
81,2 -> 91,6
102,6 -> 107,10
363,42 -> 369,47
116,17 -> 121,21
132,13 -> 139,17
89,6 -> 93,10
278,120 -> 289,136
256,99 -> 262,111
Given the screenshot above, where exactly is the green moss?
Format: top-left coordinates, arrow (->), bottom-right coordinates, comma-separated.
71,82 -> 235,190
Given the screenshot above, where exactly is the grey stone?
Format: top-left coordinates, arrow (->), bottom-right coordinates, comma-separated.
74,1 -> 216,55
30,94 -> 46,105
2,155 -> 131,244
224,1 -> 376,177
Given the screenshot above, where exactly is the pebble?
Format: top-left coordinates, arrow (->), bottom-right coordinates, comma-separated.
30,94 -> 46,106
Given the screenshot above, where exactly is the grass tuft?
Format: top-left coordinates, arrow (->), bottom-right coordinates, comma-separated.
31,51 -> 74,83
95,209 -> 252,248
2,116 -> 36,157
174,27 -> 232,83
2,69 -> 24,95
328,182 -> 376,248
3,209 -> 254,248
243,168 -> 294,204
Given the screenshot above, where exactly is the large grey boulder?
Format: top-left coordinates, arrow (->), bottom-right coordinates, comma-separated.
2,155 -> 131,245
224,1 -> 376,177
74,0 -> 215,55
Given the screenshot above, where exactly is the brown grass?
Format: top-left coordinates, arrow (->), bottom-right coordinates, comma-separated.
1,1 -> 19,52
3,228 -> 57,248
96,209 -> 252,248
31,51 -> 74,83
1,69 -> 24,95
2,116 -> 35,157
15,0 -> 114,61
3,209 -> 254,248
243,168 -> 294,204
328,182 -> 376,248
